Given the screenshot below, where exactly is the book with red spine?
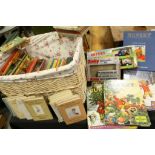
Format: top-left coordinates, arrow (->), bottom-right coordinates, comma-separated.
26,57 -> 38,73
0,50 -> 20,75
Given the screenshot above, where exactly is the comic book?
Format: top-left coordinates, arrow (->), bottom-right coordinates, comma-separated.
104,80 -> 151,127
124,70 -> 155,110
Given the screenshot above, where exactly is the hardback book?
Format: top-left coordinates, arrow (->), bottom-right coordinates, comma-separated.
24,96 -> 53,121
14,54 -> 31,74
45,59 -> 53,69
0,36 -> 26,54
26,57 -> 38,73
124,31 -> 155,71
8,52 -> 27,75
32,59 -> 46,72
56,95 -> 86,125
104,80 -> 151,127
123,70 -> 155,110
51,59 -> 58,68
87,84 -> 105,128
0,50 -> 20,75
48,90 -> 74,122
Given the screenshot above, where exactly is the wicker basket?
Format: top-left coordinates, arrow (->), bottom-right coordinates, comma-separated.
0,32 -> 86,102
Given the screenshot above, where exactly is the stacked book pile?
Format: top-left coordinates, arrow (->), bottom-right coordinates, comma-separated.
3,96 -> 53,121
48,90 -> 86,125
0,49 -> 73,76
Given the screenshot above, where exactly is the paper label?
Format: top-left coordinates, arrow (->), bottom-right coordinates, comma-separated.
135,116 -> 147,123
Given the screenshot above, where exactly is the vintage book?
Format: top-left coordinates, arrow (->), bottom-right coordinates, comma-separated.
124,31 -> 155,71
26,57 -> 38,73
104,80 -> 151,127
0,36 -> 26,54
60,58 -> 66,66
8,52 -> 27,75
2,96 -> 27,119
32,59 -> 46,72
24,96 -> 53,121
124,70 -> 155,110
56,95 -> 86,125
51,59 -> 58,68
14,54 -> 31,74
48,90 -> 74,122
46,59 -> 53,69
87,54 -> 120,81
87,84 -> 105,128
0,50 -> 20,75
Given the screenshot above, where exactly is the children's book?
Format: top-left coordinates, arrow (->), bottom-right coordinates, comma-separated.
124,31 -> 155,71
0,36 -> 26,54
14,55 -> 31,74
87,84 -> 105,128
32,59 -> 46,72
0,50 -> 20,75
123,70 -> 155,110
26,57 -> 38,73
104,80 -> 151,127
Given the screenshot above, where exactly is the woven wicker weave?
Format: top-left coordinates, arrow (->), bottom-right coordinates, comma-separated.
0,53 -> 86,102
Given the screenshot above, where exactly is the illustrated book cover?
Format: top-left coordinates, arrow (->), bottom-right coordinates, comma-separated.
104,80 -> 151,127
124,70 -> 155,110
124,31 -> 155,71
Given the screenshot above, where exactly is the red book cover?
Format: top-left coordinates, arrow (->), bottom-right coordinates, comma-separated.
0,50 -> 20,75
26,57 -> 38,73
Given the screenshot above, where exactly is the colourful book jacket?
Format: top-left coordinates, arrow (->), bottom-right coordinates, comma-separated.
104,80 -> 151,127
124,70 -> 155,111
14,55 -> 31,74
26,57 -> 38,73
87,84 -> 105,128
0,50 -> 20,75
124,31 -> 155,71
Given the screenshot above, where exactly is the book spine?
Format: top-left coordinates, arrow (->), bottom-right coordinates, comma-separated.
26,58 -> 38,73
0,50 -> 20,75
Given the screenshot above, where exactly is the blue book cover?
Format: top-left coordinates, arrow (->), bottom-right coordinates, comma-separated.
124,31 -> 155,71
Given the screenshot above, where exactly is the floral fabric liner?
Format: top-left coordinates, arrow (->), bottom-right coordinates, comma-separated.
0,32 -> 83,82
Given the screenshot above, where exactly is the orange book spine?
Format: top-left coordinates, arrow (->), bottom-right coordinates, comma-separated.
0,50 -> 20,75
26,58 -> 38,73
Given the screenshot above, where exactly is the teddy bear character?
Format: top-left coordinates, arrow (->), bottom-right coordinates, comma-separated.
139,80 -> 152,99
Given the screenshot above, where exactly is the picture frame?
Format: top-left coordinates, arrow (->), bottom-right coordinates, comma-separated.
56,98 -> 86,125
24,97 -> 53,121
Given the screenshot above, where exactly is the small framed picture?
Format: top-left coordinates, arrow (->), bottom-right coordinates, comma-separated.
24,97 -> 53,121
57,99 -> 86,125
